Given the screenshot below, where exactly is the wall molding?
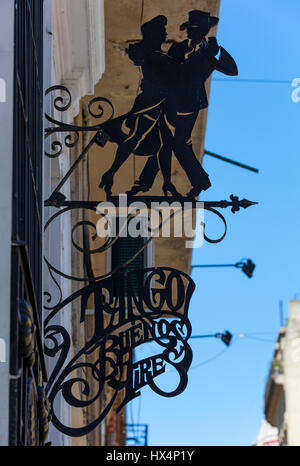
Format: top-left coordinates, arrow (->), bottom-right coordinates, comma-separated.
52,0 -> 105,118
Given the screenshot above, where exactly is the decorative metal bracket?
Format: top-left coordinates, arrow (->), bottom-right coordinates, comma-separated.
45,268 -> 195,437
43,10 -> 258,438
45,85 -> 113,207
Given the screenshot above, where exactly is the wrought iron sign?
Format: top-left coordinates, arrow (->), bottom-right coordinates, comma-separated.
44,10 -> 257,437
45,268 -> 194,436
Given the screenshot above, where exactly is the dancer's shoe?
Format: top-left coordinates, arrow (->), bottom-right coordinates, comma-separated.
185,186 -> 202,200
126,184 -> 150,196
162,182 -> 183,199
186,178 -> 212,200
99,172 -> 114,197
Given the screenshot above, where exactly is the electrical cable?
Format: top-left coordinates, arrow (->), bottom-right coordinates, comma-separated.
130,329 -> 279,441
212,78 -> 292,84
190,336 -> 239,370
241,334 -> 276,343
243,331 -> 278,336
189,332 -> 278,369
134,330 -> 278,377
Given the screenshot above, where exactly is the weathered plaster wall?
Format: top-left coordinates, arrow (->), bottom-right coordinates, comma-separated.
85,0 -> 220,278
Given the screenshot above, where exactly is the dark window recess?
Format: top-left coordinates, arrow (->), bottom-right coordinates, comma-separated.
12,0 -> 44,313
112,236 -> 147,295
9,0 -> 49,447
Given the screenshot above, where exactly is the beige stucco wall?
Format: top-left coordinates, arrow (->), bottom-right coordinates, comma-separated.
84,0 -> 220,279
70,0 -> 220,445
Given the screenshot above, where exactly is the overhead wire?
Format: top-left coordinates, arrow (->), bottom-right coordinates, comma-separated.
134,330 -> 279,376
189,332 -> 279,370
241,334 -> 277,343
128,2 -> 284,428
191,335 -> 239,370
212,78 -> 292,84
130,330 -> 278,437
242,331 -> 278,335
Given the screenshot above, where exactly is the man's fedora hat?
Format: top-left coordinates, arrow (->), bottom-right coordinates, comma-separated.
180,10 -> 219,31
141,15 -> 167,36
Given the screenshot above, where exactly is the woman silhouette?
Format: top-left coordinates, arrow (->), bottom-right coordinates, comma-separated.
98,11 -> 237,198
125,11 -> 237,199
99,15 -> 181,197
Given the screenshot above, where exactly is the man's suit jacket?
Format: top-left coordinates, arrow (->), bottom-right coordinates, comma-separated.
167,39 -> 238,113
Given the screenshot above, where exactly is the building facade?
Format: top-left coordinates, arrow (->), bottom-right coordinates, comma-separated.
0,0 -> 220,446
263,300 -> 300,446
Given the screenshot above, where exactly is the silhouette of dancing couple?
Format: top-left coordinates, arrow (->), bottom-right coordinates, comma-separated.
98,10 -> 238,199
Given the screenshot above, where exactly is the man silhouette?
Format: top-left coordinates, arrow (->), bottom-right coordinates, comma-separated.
127,10 -> 238,198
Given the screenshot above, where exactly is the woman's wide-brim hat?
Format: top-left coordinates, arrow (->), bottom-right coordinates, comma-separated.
180,10 -> 219,31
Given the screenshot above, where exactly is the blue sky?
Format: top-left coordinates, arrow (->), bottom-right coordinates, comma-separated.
128,0 -> 300,446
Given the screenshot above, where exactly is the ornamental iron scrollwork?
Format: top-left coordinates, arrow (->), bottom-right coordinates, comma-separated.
19,300 -> 37,367
43,204 -> 230,293
43,10 -> 258,438
44,267 -> 195,437
45,86 -> 113,207
37,387 -> 52,443
45,10 -> 239,206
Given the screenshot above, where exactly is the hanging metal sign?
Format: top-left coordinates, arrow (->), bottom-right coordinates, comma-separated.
45,268 -> 194,436
45,10 -> 238,207
99,11 -> 237,199
44,10 -> 257,437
